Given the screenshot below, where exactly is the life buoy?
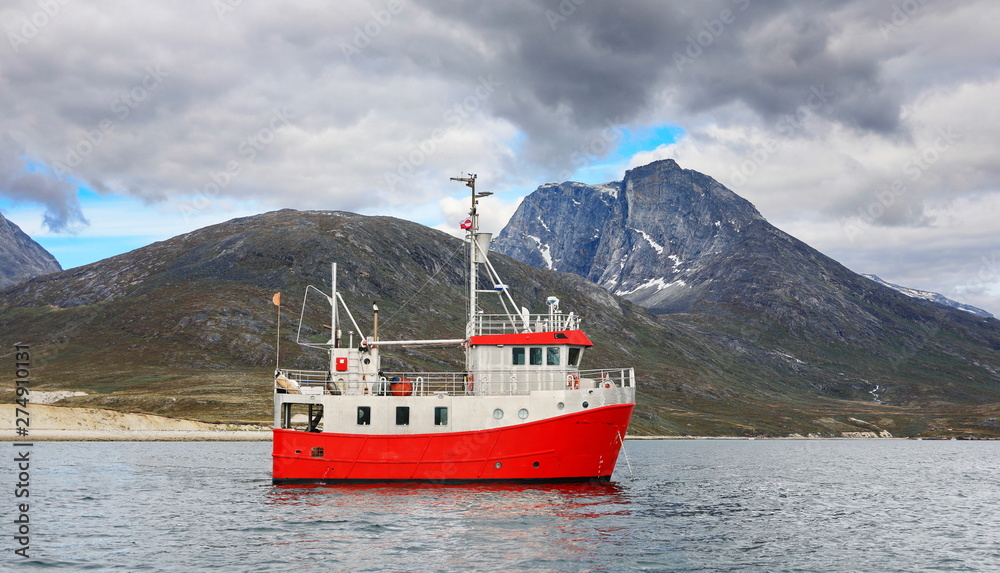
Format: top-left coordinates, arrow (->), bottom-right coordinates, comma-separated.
466,374 -> 475,394
602,380 -> 613,389
567,374 -> 580,390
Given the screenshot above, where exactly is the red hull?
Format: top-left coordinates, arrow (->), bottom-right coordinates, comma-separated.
272,403 -> 634,483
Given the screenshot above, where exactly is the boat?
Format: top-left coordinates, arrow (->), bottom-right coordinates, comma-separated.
271,174 -> 636,483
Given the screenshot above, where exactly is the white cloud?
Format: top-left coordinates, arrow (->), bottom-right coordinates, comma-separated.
625,74 -> 1000,315
0,0 -> 997,314
434,194 -> 523,239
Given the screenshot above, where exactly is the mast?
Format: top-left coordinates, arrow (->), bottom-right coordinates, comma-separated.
450,174 -> 492,327
331,262 -> 338,347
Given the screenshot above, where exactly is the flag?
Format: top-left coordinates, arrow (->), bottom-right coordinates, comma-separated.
272,293 -> 281,306
460,217 -> 473,230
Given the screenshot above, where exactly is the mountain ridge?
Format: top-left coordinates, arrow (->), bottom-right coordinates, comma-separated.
863,274 -> 993,318
0,212 -> 62,288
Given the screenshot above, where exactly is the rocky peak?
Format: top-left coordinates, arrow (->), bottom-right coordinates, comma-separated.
492,180 -> 620,277
494,158 -> 766,313
592,159 -> 764,301
0,212 -> 61,288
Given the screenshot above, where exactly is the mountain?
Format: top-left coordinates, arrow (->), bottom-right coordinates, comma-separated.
495,160 -> 765,314
1,206 -> 999,437
863,274 -> 993,318
0,212 -> 61,288
496,159 -> 1000,424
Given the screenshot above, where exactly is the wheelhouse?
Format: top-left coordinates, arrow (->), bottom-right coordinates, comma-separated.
466,329 -> 592,393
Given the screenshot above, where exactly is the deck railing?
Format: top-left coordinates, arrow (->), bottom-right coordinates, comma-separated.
274,367 -> 634,397
467,312 -> 581,337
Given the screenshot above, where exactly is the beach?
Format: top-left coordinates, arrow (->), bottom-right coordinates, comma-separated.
0,403 -> 271,441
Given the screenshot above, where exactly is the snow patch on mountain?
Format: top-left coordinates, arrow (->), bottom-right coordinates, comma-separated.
595,182 -> 619,199
636,230 -> 664,254
616,277 -> 687,296
534,216 -> 551,233
527,235 -> 553,270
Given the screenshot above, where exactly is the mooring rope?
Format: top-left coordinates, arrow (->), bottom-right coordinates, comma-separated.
617,430 -> 635,480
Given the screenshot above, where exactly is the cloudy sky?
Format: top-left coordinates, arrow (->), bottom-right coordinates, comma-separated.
1,0 -> 998,315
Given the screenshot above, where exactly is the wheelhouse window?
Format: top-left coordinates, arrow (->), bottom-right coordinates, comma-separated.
357,406 -> 371,426
512,347 -> 525,365
434,407 -> 448,426
546,347 -> 560,365
568,347 -> 582,367
529,347 -> 543,365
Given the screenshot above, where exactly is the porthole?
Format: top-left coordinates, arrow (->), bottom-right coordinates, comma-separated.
557,402 -> 565,410
532,461 -> 540,468
582,401 -> 589,409
518,408 -> 529,420
493,408 -> 504,420
495,462 -> 502,469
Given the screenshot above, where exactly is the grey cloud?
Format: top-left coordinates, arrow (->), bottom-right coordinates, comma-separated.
0,0 -> 996,230
370,0 -> 912,178
0,147 -> 87,232
410,0 -> 989,167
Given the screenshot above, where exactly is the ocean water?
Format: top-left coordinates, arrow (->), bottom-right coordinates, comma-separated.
3,439 -> 1000,572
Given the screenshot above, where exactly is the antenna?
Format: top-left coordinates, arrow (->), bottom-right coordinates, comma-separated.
451,173 -> 480,327
450,174 -> 522,333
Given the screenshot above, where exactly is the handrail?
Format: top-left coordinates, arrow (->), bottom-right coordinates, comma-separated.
274,367 -> 634,397
467,312 -> 582,337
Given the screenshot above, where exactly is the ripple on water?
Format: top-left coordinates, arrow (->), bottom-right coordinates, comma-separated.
3,440 -> 1000,572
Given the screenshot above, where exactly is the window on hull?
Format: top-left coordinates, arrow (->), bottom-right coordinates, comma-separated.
396,406 -> 410,426
357,406 -> 371,426
434,407 -> 448,426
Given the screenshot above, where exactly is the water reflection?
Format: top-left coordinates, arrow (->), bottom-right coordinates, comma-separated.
263,482 -> 632,571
